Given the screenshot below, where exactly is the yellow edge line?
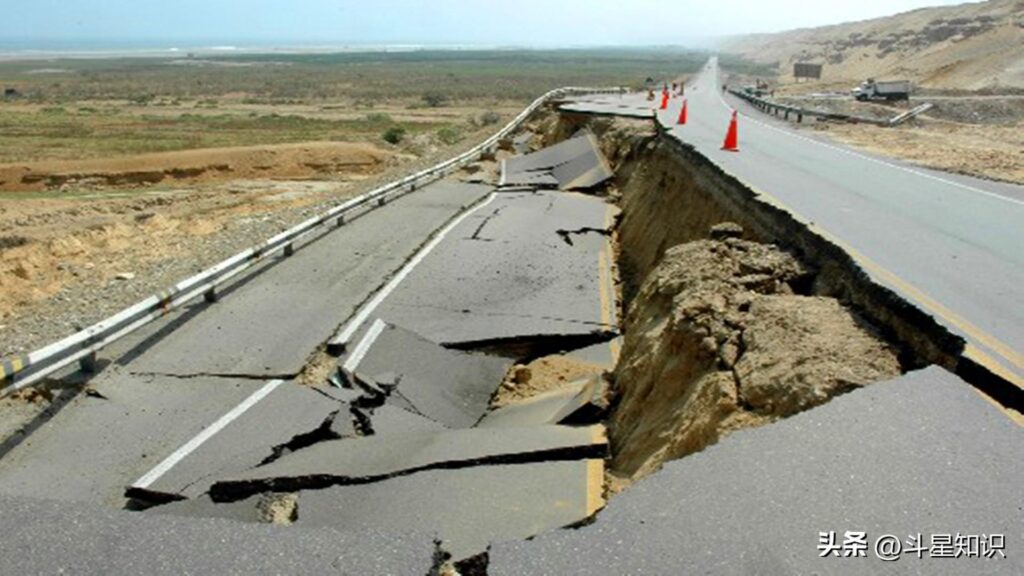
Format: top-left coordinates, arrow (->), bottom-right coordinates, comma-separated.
585,458 -> 606,516
963,343 -> 1024,391
600,249 -> 621,363
598,249 -> 611,329
601,206 -> 622,363
741,180 -> 1022,378
962,344 -> 1024,427
730,178 -> 1023,425
838,238 -> 1023,371
585,424 -> 607,516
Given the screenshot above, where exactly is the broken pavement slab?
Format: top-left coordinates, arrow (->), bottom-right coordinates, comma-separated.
126,380 -> 348,503
500,130 -> 613,190
479,376 -> 608,428
559,94 -> 656,119
153,460 -> 605,563
296,460 -> 606,561
0,493 -> 436,575
371,191 -> 618,345
152,492 -> 300,525
488,367 -> 1024,575
564,337 -> 622,369
344,322 -> 512,428
358,404 -> 446,436
0,373 -> 272,506
122,180 -> 494,378
208,424 -> 608,502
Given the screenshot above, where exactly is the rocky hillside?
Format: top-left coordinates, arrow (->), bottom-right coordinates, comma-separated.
721,0 -> 1024,89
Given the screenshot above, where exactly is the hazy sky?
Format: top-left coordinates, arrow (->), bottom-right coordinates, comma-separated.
2,0 -> 975,47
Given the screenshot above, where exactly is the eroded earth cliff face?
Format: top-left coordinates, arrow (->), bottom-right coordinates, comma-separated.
525,110 -> 908,483
609,226 -> 901,479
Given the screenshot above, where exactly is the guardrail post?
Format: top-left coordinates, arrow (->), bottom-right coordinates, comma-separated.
284,243 -> 294,257
377,196 -> 387,207
204,287 -> 219,303
785,109 -> 790,120
79,351 -> 98,374
336,214 -> 345,227
797,112 -> 803,123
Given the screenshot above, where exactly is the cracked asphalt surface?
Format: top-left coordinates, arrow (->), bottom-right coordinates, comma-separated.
2,66 -> 1017,574
0,160 -> 619,570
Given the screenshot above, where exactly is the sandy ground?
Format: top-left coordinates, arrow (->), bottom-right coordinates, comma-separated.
610,227 -> 901,480
722,0 -> 1023,90
807,118 -> 1024,184
492,355 -> 607,408
0,123 -> 502,357
0,141 -> 392,192
729,72 -> 1024,185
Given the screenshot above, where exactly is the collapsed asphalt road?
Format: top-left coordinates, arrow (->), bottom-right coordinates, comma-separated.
567,57 -> 1024,391
0,65 -> 1021,575
0,129 -> 621,571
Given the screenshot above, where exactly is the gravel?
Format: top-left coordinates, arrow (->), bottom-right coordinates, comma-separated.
0,125 -> 504,358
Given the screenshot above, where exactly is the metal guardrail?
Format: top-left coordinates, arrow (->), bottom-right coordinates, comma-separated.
0,86 -> 626,396
728,89 -> 891,127
888,103 -> 934,126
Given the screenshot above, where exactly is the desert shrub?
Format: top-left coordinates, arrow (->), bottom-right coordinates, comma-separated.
421,91 -> 449,108
479,110 -> 501,125
436,126 -> 462,145
366,112 -> 393,123
382,126 -> 407,144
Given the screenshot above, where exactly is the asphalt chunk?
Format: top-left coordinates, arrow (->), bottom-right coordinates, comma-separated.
346,323 -> 512,428
208,424 -> 607,502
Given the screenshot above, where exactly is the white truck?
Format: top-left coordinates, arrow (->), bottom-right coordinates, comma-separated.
852,79 -> 911,102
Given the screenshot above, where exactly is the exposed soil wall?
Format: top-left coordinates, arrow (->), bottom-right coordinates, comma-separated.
546,108 -> 964,372
532,104 -> 1019,483
610,231 -> 901,478
615,130 -> 964,373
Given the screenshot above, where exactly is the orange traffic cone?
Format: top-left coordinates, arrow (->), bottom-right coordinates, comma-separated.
677,100 -> 688,125
660,91 -> 669,110
721,110 -> 739,151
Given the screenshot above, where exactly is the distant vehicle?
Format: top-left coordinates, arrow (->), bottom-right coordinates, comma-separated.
852,79 -> 911,102
742,79 -> 771,98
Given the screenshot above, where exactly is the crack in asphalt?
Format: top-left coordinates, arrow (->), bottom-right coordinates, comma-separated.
381,301 -> 618,330
556,226 -> 612,247
468,205 -> 507,241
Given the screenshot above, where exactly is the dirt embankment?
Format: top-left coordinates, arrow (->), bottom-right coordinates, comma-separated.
722,0 -> 1024,90
760,92 -> 1024,184
492,355 -> 608,408
610,226 -> 900,479
0,142 -> 391,193
808,118 -> 1024,184
531,107 -> 974,484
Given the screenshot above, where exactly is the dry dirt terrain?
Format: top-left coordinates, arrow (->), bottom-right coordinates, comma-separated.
0,141 -> 392,192
722,0 -> 1024,89
0,49 -> 699,358
0,127 -> 500,357
609,226 -> 901,480
808,115 -> 1024,184
722,0 -> 1024,184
